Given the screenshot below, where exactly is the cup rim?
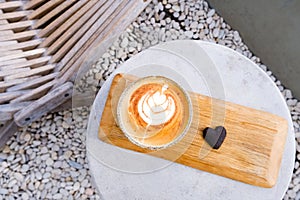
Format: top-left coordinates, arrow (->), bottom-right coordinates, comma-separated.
116,75 -> 193,150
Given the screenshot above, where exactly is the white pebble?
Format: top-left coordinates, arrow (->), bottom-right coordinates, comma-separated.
40,147 -> 48,154
285,89 -> 293,99
0,189 -> 8,195
172,5 -> 180,12
190,21 -> 198,29
46,158 -> 54,166
184,31 -> 193,38
14,172 -> 24,182
53,193 -> 63,199
73,182 -> 80,191
213,28 -> 219,38
206,17 -> 212,24
21,165 -> 29,172
21,193 -> 29,200
120,37 -> 129,48
288,190 -> 297,199
207,9 -> 215,17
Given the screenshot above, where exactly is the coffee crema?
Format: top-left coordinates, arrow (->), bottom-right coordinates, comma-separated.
117,76 -> 192,149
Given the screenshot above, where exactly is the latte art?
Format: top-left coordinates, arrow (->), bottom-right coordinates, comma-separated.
137,84 -> 175,126
117,76 -> 192,149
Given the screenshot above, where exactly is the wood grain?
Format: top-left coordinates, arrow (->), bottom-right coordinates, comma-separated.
14,82 -> 73,127
10,79 -> 57,103
50,0 -> 111,63
0,0 -> 151,147
4,64 -> 55,81
98,74 -> 288,188
27,0 -> 65,20
0,48 -> 44,62
0,76 -> 40,92
0,1 -> 23,10
0,39 -> 41,51
0,90 -> 29,104
0,11 -> 31,22
32,0 -> 75,29
0,101 -> 32,113
54,0 -> 149,88
0,30 -> 37,42
0,21 -> 33,32
7,73 -> 58,92
0,120 -> 18,148
37,0 -> 87,38
0,58 -> 27,67
40,0 -> 95,48
0,56 -> 50,70
24,0 -> 47,10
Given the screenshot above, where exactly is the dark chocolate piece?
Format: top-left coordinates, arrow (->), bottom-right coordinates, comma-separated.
202,126 -> 227,149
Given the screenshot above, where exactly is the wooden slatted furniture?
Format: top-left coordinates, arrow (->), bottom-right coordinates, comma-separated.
0,0 -> 150,147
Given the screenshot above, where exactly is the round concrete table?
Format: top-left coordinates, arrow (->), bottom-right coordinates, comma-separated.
86,41 -> 295,200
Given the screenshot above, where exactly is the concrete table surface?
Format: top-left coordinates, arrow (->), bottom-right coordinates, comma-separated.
86,40 -> 295,200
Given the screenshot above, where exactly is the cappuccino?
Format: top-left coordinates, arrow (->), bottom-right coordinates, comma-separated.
117,76 -> 192,149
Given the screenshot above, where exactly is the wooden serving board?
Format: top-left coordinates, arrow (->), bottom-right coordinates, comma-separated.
98,73 -> 288,188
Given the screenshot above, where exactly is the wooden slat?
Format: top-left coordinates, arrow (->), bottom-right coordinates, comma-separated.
5,64 -> 55,81
27,0 -> 65,20
0,56 -> 50,70
38,0 -> 87,38
0,48 -> 45,62
0,30 -> 13,36
0,1 -> 23,12
0,20 -> 34,32
11,80 -> 57,104
0,90 -> 29,104
55,1 -> 128,75
0,40 -> 17,46
0,20 -> 8,25
7,72 -> 58,92
0,67 -> 31,78
0,39 -> 42,51
0,1 -> 23,10
0,101 -> 32,113
0,76 -> 40,91
0,11 -> 31,21
0,21 -> 7,25
0,49 -> 23,56
40,0 -> 97,48
14,82 -> 73,127
24,0 -> 47,10
0,30 -> 37,42
0,9 -> 8,25
0,112 -> 12,121
0,121 -> 18,148
50,0 -> 112,63
0,58 -> 27,67
33,0 -> 76,29
56,0 -> 149,86
56,0 -> 121,70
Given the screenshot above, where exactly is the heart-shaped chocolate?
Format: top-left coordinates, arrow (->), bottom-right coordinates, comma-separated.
203,126 -> 227,149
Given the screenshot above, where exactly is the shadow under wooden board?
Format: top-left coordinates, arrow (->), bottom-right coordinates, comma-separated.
0,0 -> 150,147
99,73 -> 288,188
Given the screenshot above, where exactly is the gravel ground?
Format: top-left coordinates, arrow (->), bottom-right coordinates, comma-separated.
1,0 -> 300,199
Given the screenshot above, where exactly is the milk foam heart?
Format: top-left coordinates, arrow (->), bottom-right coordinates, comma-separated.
137,84 -> 176,126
